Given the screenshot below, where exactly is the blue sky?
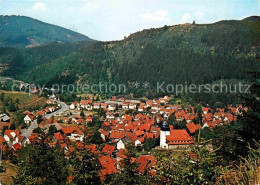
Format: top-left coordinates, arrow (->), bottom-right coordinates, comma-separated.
0,0 -> 259,41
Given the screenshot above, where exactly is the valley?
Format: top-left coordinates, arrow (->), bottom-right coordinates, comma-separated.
0,14 -> 259,185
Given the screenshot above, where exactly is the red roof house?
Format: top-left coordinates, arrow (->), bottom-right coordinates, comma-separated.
186,122 -> 200,134
98,155 -> 117,176
12,143 -> 22,151
136,155 -> 155,174
102,144 -> 115,155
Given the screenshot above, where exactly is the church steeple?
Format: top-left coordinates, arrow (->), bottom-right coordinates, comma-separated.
161,121 -> 170,131
160,121 -> 171,149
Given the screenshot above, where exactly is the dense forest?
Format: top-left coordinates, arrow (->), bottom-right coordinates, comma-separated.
1,16 -> 260,106
0,41 -> 94,76
0,15 -> 93,48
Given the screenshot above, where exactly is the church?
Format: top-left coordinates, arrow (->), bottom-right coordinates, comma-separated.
160,121 -> 193,149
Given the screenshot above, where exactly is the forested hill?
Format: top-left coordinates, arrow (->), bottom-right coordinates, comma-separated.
0,41 -> 94,76
0,15 -> 93,48
2,16 -> 260,101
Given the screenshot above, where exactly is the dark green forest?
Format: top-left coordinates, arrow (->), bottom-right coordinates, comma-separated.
0,41 -> 94,76
1,16 -> 260,106
0,15 -> 93,48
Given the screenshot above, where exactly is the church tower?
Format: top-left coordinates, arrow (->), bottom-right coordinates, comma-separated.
160,121 -> 171,149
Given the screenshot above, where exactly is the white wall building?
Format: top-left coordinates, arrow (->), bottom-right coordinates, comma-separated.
24,115 -> 33,124
117,139 -> 125,150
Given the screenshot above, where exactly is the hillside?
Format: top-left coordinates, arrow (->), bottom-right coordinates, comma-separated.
243,16 -> 260,22
0,90 -> 47,110
0,41 -> 94,76
0,15 -> 93,48
1,16 -> 260,103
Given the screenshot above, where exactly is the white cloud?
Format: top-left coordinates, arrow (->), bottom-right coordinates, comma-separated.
180,11 -> 204,23
32,2 -> 46,11
139,9 -> 171,22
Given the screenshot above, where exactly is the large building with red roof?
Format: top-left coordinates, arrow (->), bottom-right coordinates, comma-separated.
160,121 -> 193,149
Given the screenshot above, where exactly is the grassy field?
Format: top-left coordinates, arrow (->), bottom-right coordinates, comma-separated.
152,149 -> 184,160
0,90 -> 47,110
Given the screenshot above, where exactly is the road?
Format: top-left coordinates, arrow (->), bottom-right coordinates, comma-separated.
21,120 -> 38,139
20,100 -> 68,142
44,100 -> 69,119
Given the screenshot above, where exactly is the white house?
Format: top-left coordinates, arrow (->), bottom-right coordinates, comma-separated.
151,104 -> 159,110
223,116 -> 229,122
4,130 -> 19,144
70,133 -> 84,142
70,104 -> 75,110
22,137 -> 31,146
46,99 -> 55,104
101,103 -> 108,109
24,115 -> 33,124
159,98 -> 166,104
70,102 -> 79,110
71,118 -> 78,123
108,104 -> 116,111
0,113 -> 10,122
49,94 -> 56,99
93,103 -> 101,109
129,103 -> 137,110
100,133 -> 106,141
135,139 -> 142,146
106,112 -> 115,119
80,100 -> 93,110
117,139 -> 125,150
159,109 -> 166,114
138,107 -> 144,112
49,107 -> 54,112
202,122 -> 209,129
151,109 -> 158,114
122,102 -> 129,109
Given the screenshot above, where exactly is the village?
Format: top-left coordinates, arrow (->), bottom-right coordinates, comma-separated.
0,94 -> 243,180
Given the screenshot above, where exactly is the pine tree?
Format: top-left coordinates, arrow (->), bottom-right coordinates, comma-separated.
2,106 -> 6,114
37,115 -> 43,124
105,143 -> 145,184
8,100 -> 16,112
69,148 -> 101,184
47,125 -> 57,136
10,122 -> 16,130
80,110 -> 85,117
239,70 -> 260,148
14,136 -> 69,184
0,93 -> 4,101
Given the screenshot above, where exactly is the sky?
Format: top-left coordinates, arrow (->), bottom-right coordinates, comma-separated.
0,0 -> 259,41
